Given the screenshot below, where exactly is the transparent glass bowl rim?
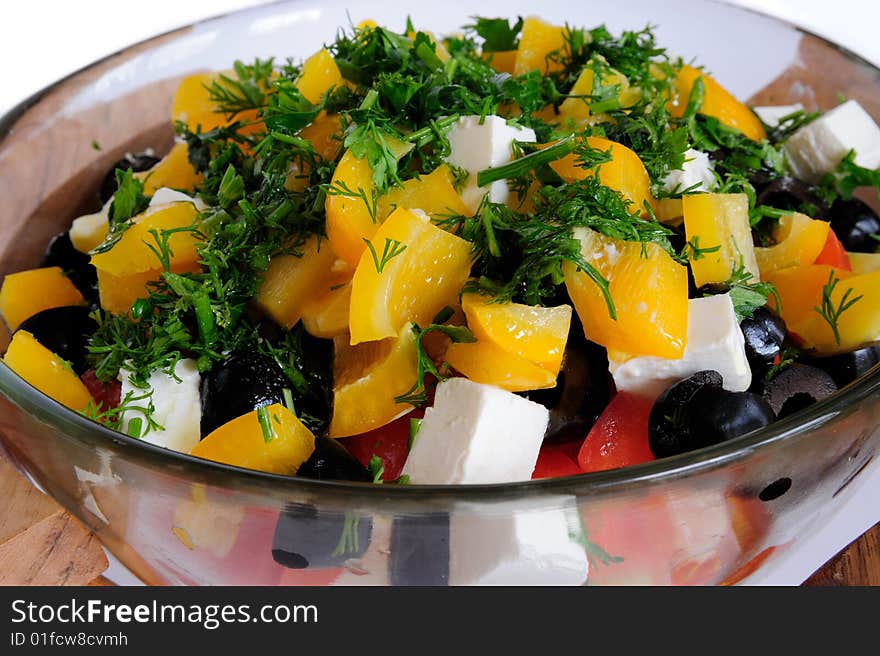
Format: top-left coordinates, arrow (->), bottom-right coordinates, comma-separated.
1,0 -> 880,500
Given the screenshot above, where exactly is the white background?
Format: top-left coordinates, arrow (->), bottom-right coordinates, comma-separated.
1,0 -> 878,584
1,0 -> 880,114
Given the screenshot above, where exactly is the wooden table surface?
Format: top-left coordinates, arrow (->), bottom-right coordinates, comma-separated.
0,451 -> 877,586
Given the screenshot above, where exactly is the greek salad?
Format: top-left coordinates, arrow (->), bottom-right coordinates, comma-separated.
3,15 -> 880,485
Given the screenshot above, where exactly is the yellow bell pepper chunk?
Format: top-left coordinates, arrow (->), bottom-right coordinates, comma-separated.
135,142 -> 203,196
95,262 -> 201,317
90,203 -> 201,277
296,49 -> 344,104
349,207 -> 474,344
683,193 -> 759,287
461,293 -> 572,374
485,50 -> 517,74
797,269 -> 880,354
550,136 -> 656,217
191,404 -> 315,475
754,213 -> 830,276
329,323 -> 419,438
325,137 -> 415,267
172,71 -> 264,136
301,281 -> 352,339
513,16 -> 567,77
0,267 -> 84,331
763,264 -> 841,331
559,57 -> 641,120
765,264 -> 879,354
669,65 -> 766,143
376,165 -> 470,221
3,331 -> 93,411
564,228 -> 689,359
446,338 -> 558,392
253,234 -> 339,328
300,112 -> 344,161
655,198 -> 684,226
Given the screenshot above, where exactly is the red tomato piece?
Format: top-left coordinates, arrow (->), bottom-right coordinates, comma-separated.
81,369 -> 121,411
532,437 -> 583,479
813,230 -> 851,270
577,392 -> 655,473
339,410 -> 423,481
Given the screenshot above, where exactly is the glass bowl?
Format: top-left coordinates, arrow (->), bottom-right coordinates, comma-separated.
1,0 -> 879,586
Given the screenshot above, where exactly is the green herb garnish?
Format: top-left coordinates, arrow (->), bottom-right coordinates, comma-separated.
814,271 -> 863,346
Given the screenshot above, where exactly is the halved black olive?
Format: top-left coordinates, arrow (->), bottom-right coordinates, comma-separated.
199,351 -> 291,437
649,371 -> 775,458
287,330 -> 334,434
40,232 -> 99,306
297,437 -> 372,482
98,150 -> 161,204
526,332 -> 611,440
803,344 -> 880,388
827,198 -> 880,253
741,307 -> 787,371
762,364 -> 838,418
272,503 -> 372,569
17,306 -> 98,375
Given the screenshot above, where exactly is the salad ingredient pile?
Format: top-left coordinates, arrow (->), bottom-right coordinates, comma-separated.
3,15 -> 880,485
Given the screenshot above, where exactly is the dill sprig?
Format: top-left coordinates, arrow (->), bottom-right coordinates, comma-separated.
363,237 -> 407,273
205,58 -> 276,118
80,390 -> 163,438
814,271 -> 863,346
395,307 -> 476,407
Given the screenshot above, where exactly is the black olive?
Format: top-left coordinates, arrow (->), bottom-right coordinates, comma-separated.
272,503 -> 372,569
688,386 -> 777,443
40,232 -> 99,306
740,307 -> 787,371
199,351 -> 291,437
17,306 -> 98,375
648,370 -> 722,458
696,282 -> 732,297
98,150 -> 161,204
649,371 -> 775,458
526,330 -> 611,440
827,198 -> 880,253
754,177 -> 830,219
523,311 -> 610,434
803,344 -> 880,388
297,437 -> 372,482
762,364 -> 838,419
389,514 -> 450,586
288,329 -> 334,434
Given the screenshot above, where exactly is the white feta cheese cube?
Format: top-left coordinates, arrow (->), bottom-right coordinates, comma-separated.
401,378 -> 549,484
784,100 -> 880,183
119,358 -> 202,453
662,148 -> 717,194
444,114 -> 537,213
753,103 -> 805,128
148,187 -> 207,211
450,499 -> 588,586
609,293 -> 751,398
69,198 -> 112,253
68,187 -> 204,254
